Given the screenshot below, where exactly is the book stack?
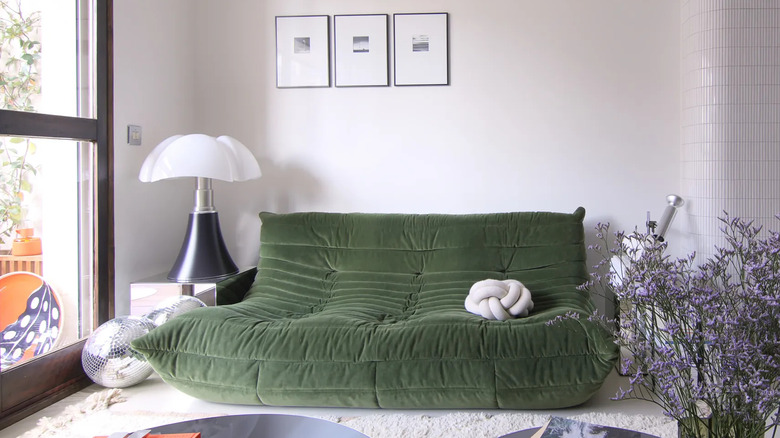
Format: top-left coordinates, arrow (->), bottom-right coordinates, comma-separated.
94,432 -> 200,438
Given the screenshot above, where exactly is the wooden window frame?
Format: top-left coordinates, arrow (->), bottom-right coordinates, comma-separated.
0,0 -> 113,429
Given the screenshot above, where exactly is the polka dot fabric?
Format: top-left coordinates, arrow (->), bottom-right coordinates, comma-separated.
0,273 -> 62,368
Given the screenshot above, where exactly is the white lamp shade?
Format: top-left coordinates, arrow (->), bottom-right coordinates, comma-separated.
139,134 -> 261,182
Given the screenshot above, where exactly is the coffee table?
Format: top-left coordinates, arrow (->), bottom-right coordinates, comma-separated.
145,413 -> 369,438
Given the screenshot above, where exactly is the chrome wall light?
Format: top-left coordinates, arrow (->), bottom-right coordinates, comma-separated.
647,194 -> 685,242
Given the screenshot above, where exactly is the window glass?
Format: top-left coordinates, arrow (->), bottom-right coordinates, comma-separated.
0,136 -> 95,371
1,0 -> 93,117
0,0 -> 97,371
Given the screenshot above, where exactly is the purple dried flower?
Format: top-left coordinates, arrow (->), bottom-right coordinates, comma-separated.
580,214 -> 780,438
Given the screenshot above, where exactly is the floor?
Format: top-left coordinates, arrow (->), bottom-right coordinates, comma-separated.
1,369 -> 664,437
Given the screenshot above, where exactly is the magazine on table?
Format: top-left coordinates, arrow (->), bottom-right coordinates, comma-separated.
531,416 -> 658,438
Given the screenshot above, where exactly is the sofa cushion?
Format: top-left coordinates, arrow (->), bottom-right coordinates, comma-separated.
132,208 -> 618,408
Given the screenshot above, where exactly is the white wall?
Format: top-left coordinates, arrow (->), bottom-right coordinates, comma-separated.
113,0 -> 198,315
113,0 -> 681,314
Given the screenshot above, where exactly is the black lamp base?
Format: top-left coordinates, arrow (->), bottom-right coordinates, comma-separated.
168,211 -> 239,282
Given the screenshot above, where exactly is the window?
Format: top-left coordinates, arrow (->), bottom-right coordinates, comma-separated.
0,0 -> 111,427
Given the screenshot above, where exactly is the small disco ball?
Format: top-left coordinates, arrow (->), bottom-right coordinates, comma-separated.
81,315 -> 157,388
144,295 -> 206,327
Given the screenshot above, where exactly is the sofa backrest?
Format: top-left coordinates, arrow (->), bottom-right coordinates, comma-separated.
252,208 -> 588,303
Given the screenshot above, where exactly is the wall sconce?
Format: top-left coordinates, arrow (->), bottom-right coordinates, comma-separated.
647,194 -> 685,242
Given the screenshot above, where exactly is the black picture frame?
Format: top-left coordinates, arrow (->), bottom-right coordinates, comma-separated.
334,14 -> 390,87
393,13 -> 449,86
275,15 -> 331,88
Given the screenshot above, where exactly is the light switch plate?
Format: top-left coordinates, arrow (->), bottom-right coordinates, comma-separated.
127,125 -> 142,145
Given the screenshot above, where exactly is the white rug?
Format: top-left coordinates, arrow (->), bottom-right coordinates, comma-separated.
20,389 -> 678,438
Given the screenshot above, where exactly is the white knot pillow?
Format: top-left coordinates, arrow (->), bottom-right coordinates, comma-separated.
464,279 -> 534,320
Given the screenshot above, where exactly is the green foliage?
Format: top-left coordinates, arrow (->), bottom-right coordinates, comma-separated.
0,0 -> 40,242
1,0 -> 40,111
0,138 -> 36,238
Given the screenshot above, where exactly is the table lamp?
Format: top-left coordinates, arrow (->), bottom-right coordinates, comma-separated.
139,134 -> 261,282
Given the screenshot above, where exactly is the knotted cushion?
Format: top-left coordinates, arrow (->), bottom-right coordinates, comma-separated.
465,279 -> 534,320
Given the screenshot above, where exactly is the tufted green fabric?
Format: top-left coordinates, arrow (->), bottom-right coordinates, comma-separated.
132,208 -> 618,408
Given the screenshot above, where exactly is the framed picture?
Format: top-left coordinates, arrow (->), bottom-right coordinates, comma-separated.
334,14 -> 389,87
275,15 -> 330,88
393,13 -> 449,86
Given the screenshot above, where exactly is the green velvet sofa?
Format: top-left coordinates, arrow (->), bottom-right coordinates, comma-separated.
131,208 -> 618,409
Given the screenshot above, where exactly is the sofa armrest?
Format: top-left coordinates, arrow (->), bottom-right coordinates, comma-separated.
216,267 -> 257,305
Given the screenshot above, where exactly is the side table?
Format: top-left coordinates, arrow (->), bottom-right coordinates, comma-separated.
130,273 -> 218,317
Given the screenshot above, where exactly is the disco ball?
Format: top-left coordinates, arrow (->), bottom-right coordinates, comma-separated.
144,295 -> 206,327
81,315 -> 157,388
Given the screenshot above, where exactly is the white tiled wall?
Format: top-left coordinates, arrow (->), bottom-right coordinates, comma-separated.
681,0 -> 780,257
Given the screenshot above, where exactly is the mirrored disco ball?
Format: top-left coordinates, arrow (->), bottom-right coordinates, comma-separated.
144,295 -> 206,327
81,315 -> 156,388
